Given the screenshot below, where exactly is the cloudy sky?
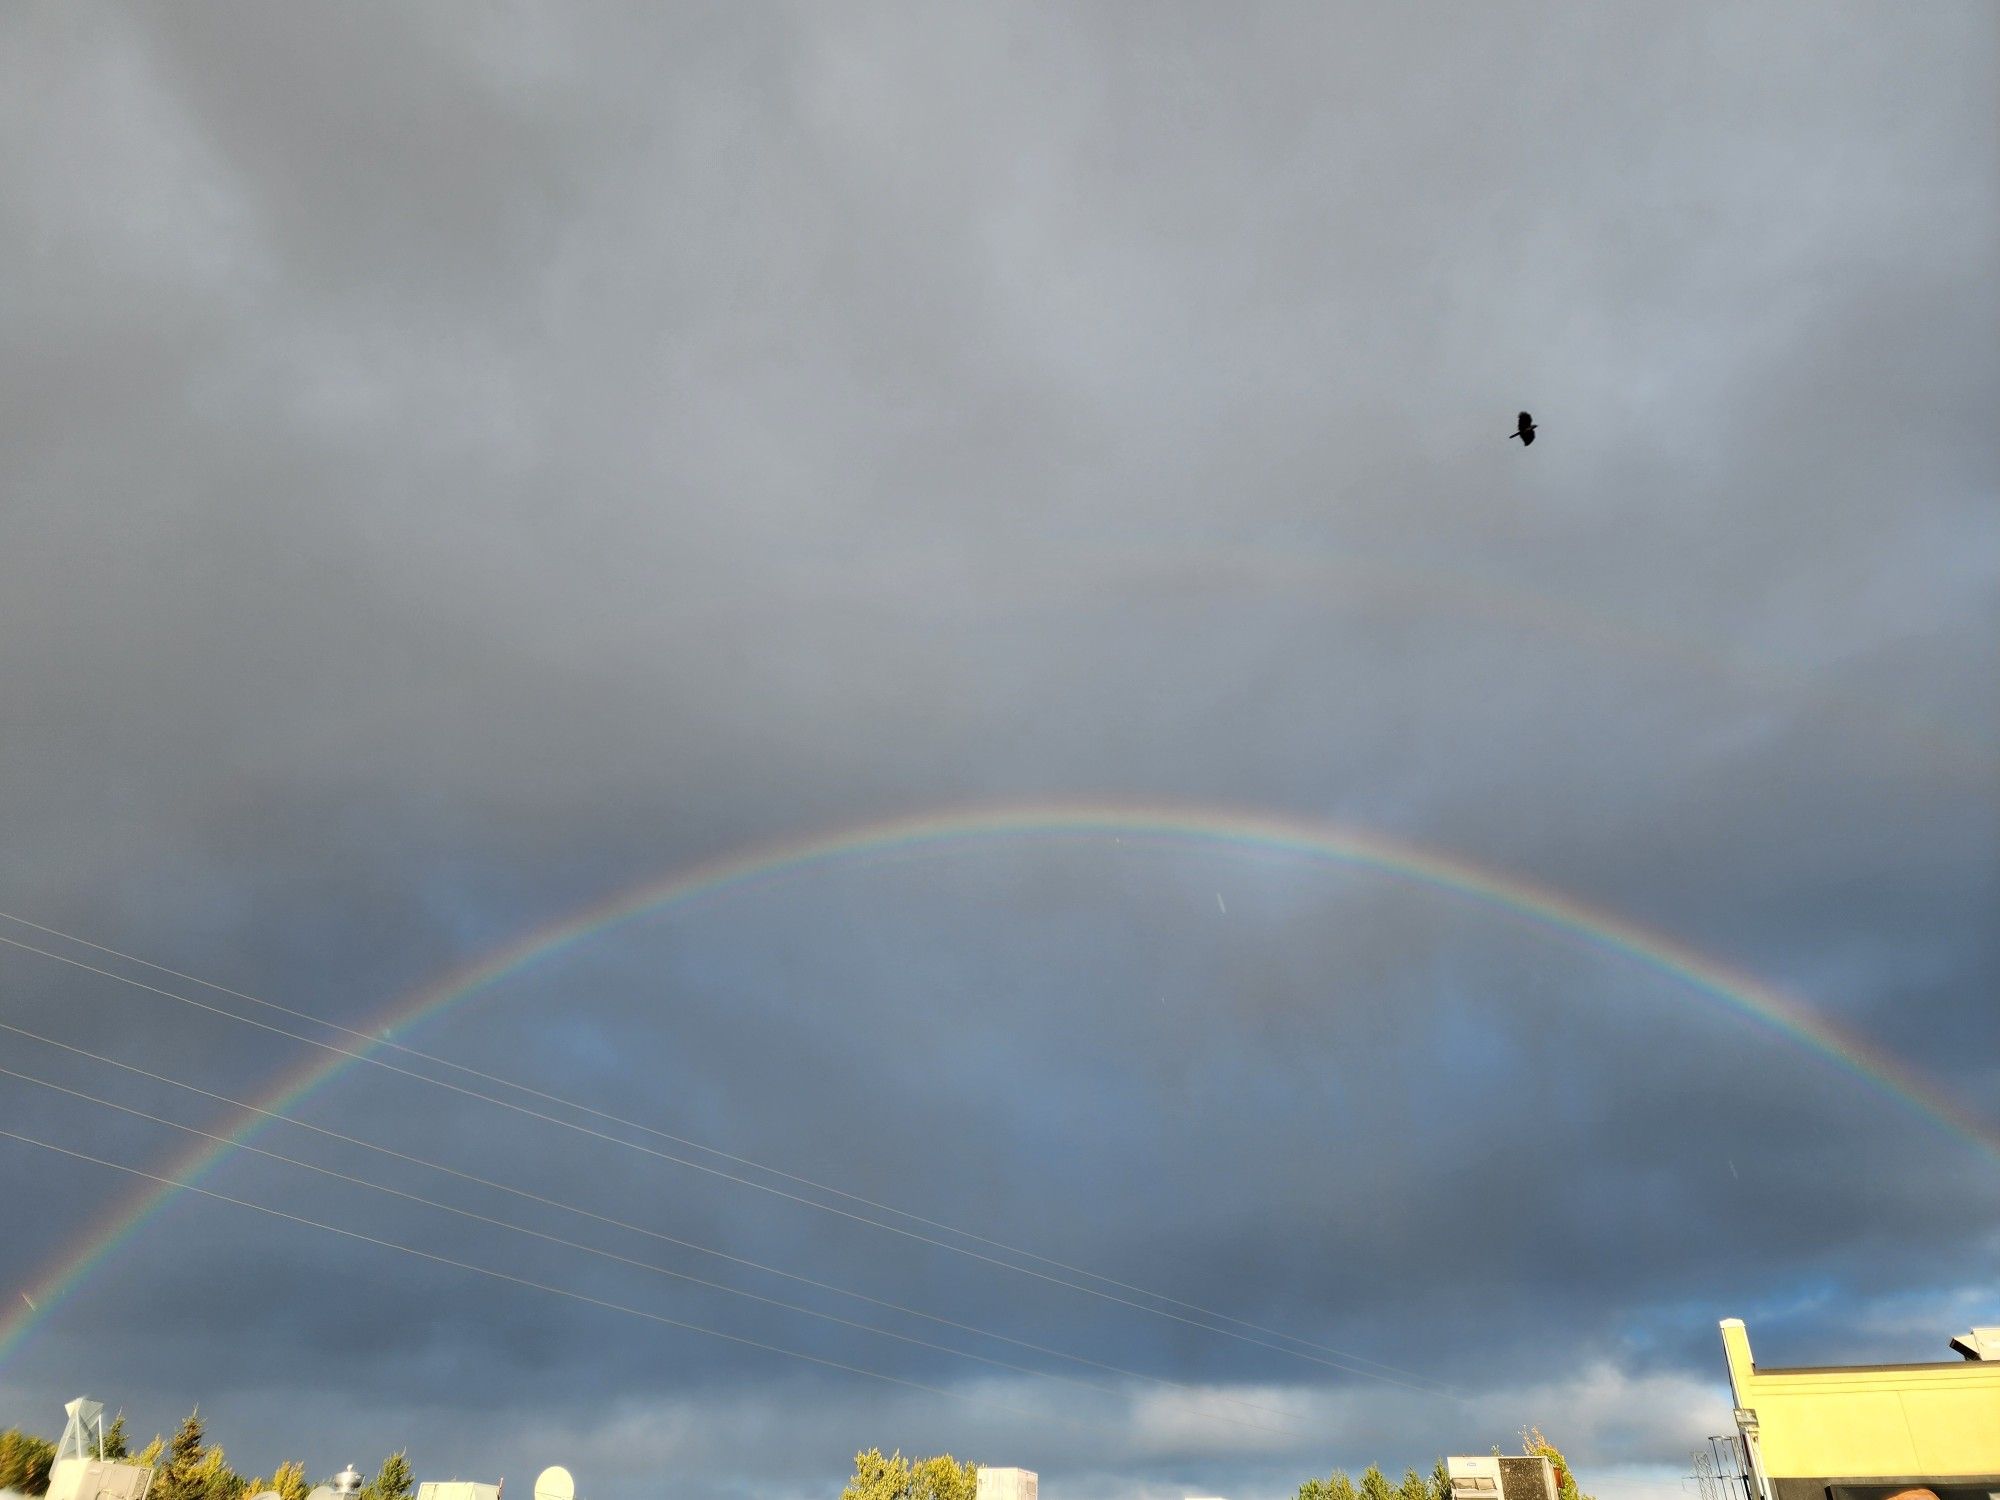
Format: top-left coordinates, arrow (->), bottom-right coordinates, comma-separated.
2,6 -> 1995,1500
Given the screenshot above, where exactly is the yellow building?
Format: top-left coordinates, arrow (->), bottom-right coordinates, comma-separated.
1721,1318 -> 2000,1500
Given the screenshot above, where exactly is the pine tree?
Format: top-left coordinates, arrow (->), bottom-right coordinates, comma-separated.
153,1409 -> 210,1500
103,1415 -> 131,1462
1430,1458 -> 1452,1500
1299,1469 -> 1358,1500
191,1441 -> 241,1500
148,1409 -> 239,1500
245,1459 -> 311,1500
1398,1467 -> 1431,1500
366,1452 -> 413,1500
1360,1465 -> 1396,1500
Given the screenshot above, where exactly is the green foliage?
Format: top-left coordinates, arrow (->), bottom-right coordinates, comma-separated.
191,1443 -> 240,1500
842,1450 -> 977,1500
1294,1436 -> 1589,1500
153,1409 -> 209,1500
1301,1460 -> 1457,1500
0,1409 -> 402,1500
844,1448 -> 908,1500
1521,1428 -> 1591,1500
910,1456 -> 976,1500
244,1459 -> 311,1500
150,1409 -> 241,1500
1298,1473 -> 1358,1500
363,1452 -> 414,1500
0,1428 -> 58,1495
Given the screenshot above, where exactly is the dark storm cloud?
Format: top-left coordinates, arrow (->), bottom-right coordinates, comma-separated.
2,5 -> 1995,1500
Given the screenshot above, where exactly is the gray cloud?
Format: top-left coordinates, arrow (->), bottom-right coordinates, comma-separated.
2,5 -> 1994,1500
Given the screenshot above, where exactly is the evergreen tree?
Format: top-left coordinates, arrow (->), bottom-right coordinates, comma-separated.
103,1415 -> 130,1462
1430,1458 -> 1452,1500
134,1436 -> 165,1470
1298,1469 -> 1357,1500
244,1459 -> 311,1500
153,1409 -> 210,1500
0,1429 -> 58,1496
191,1442 -> 241,1500
1398,1468 -> 1430,1500
150,1409 -> 240,1500
365,1452 -> 413,1500
1360,1465 -> 1396,1500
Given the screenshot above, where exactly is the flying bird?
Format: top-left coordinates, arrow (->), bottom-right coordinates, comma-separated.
1510,411 -> 1537,446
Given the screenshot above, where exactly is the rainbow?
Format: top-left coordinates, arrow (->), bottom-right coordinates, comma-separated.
646,538 -> 1998,777
5,799 -> 1993,1370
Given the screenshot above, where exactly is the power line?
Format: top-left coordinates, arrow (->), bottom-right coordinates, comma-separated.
0,1018 -> 1304,1420
3,904 -> 1438,1378
0,1124 -> 1105,1436
0,1029 -> 1305,1436
5,1062 -> 1310,1435
0,918 -> 1453,1395
1,923 -> 1450,1393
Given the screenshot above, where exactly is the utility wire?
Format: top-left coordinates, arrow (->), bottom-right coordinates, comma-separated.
0,917 -> 1452,1395
3,904 -> 1436,1379
0,1018 -> 1298,1419
5,1062 -> 1309,1436
0,1028 -> 1306,1435
0,1125 -> 1105,1436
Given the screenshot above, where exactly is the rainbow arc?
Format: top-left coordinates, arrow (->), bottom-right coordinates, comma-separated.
4,800 -> 1992,1368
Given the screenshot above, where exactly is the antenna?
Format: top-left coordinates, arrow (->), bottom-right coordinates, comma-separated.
1688,1445 -> 1719,1500
533,1468 -> 573,1500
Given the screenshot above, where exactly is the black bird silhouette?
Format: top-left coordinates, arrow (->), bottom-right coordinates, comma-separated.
1510,411 -> 1537,446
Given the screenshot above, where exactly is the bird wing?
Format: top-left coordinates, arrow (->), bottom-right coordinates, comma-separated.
1520,428 -> 1534,445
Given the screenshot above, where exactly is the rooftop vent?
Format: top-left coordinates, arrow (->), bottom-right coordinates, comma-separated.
1947,1327 -> 1999,1360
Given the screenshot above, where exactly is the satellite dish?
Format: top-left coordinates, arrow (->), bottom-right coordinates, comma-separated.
307,1486 -> 338,1500
534,1468 -> 574,1500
